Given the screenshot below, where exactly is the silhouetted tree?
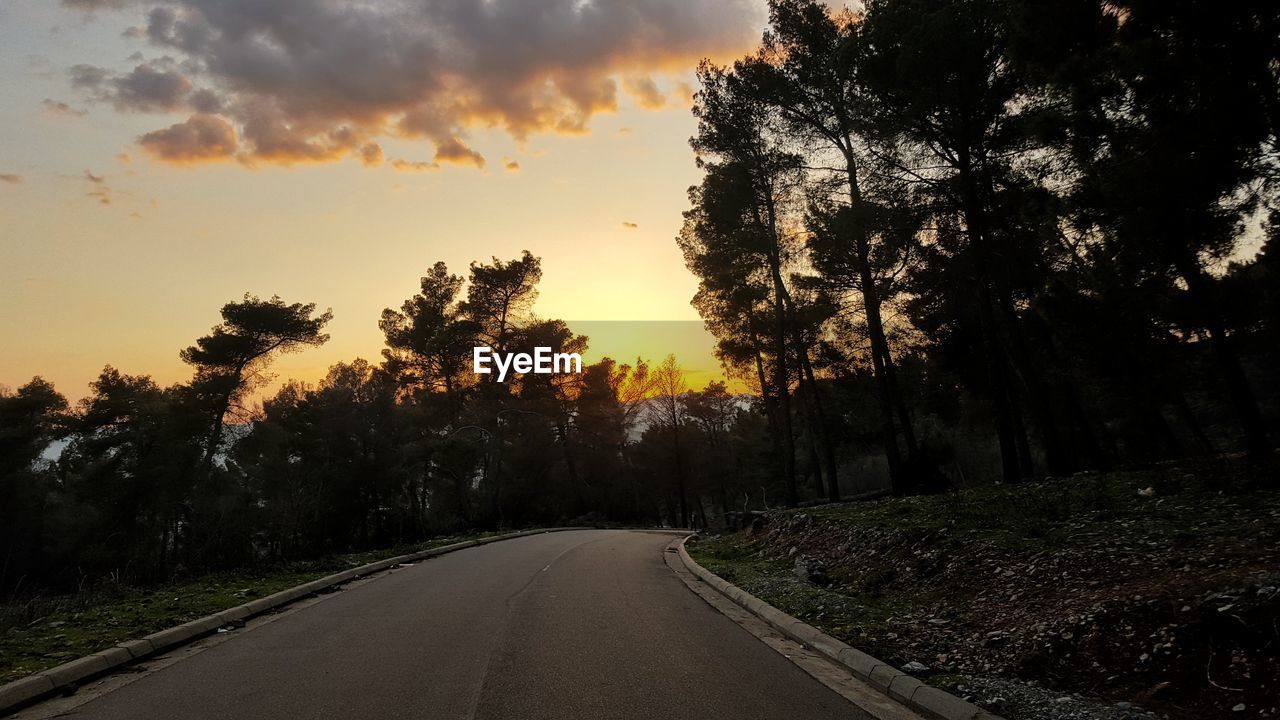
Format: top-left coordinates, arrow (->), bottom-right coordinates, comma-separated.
0,378 -> 67,592
181,294 -> 332,472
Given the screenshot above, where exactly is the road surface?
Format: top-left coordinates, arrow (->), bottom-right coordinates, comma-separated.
24,530 -> 871,719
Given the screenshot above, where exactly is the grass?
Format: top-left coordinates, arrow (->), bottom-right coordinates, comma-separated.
0,532 -> 499,684
691,543 -> 915,650
801,457 -> 1273,551
687,456 -> 1280,720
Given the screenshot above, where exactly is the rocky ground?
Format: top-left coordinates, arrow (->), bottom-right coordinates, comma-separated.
689,457 -> 1279,720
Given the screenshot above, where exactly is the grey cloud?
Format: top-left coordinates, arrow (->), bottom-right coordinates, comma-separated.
62,0 -> 763,166
70,64 -> 110,89
84,170 -> 112,204
63,0 -> 132,9
189,88 -> 223,113
71,62 -> 193,112
42,99 -> 88,116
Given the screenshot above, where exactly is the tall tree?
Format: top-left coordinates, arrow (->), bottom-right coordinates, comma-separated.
0,378 -> 67,592
57,368 -> 208,579
1021,0 -> 1279,460
685,63 -> 805,506
461,251 -> 542,356
380,261 -> 478,402
739,0 -> 921,492
456,251 -> 544,523
181,294 -> 332,471
859,0 -> 1046,481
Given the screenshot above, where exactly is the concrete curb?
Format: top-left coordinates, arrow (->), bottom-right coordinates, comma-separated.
0,527 -> 591,716
677,536 -> 1004,720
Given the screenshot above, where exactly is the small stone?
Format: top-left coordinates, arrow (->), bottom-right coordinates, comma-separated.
903,661 -> 930,673
1233,704 -> 1246,712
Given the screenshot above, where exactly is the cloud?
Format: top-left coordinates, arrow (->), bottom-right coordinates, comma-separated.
503,157 -> 520,172
60,0 -> 763,168
623,77 -> 667,110
622,221 -> 638,229
63,0 -> 130,8
137,113 -> 238,163
41,99 -> 88,117
359,143 -> 384,167
0,174 -> 23,184
71,61 -> 194,113
390,159 -> 439,172
672,81 -> 696,107
434,138 -> 485,169
84,170 -> 112,204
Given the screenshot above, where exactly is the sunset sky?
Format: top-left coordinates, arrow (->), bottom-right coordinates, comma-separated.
0,0 -> 769,400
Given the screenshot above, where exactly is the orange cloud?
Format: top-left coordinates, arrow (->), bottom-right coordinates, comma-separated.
359,143 -> 384,167
390,158 -> 439,172
137,114 -> 238,164
503,157 -> 521,172
64,0 -> 764,168
623,77 -> 667,110
672,81 -> 697,107
433,138 -> 485,169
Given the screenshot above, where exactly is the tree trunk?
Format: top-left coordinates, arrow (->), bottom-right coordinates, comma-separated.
762,196 -> 800,508
842,153 -> 911,493
957,151 -> 1026,482
800,350 -> 841,501
1000,293 -> 1072,475
1176,254 -> 1270,461
778,282 -> 842,502
753,348 -> 791,501
671,421 -> 689,528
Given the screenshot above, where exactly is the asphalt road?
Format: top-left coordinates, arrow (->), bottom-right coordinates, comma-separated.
36,530 -> 870,719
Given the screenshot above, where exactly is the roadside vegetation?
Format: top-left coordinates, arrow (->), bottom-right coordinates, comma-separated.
0,533 -> 497,684
691,457 -> 1279,720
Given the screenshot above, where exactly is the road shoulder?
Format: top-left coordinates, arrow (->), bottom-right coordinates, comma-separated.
667,536 -> 999,720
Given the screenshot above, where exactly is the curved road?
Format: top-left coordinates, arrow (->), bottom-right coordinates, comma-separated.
25,530 -> 870,719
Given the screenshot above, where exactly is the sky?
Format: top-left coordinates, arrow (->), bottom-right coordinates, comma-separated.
0,0 -> 769,401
